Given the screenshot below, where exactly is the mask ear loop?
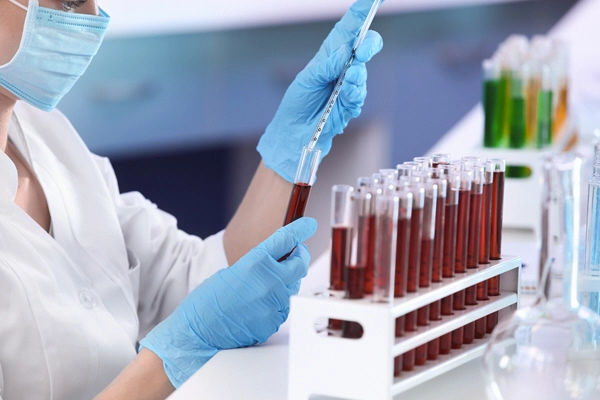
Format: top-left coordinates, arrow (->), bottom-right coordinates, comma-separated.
8,0 -> 28,11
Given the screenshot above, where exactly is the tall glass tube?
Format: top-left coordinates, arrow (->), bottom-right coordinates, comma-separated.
526,61 -> 541,147
552,40 -> 569,136
581,164 -> 600,314
487,158 -> 506,332
479,162 -> 494,265
431,153 -> 451,168
373,185 -> 399,303
483,58 -> 503,148
413,157 -> 432,171
509,62 -> 528,149
328,185 -> 354,332
537,63 -> 554,148
357,178 -> 379,295
280,146 -> 321,261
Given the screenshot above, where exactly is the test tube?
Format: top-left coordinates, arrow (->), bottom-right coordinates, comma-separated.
552,40 -> 569,136
342,191 -> 369,339
280,146 -> 321,261
439,171 -> 460,355
581,164 -> 600,314
483,58 -> 503,148
394,185 -> 413,328
509,61 -> 528,149
478,162 -> 494,264
415,173 -> 438,365
402,180 -> 425,371
526,60 -> 541,147
413,157 -> 432,171
487,159 -> 505,333
461,156 -> 481,168
452,168 -> 473,349
380,168 -> 399,182
537,63 -> 554,148
431,153 -> 451,168
373,184 -> 399,303
328,185 -> 354,332
357,178 -> 377,295
428,171 -> 447,361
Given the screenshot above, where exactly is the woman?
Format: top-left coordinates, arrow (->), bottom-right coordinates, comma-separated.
0,0 -> 383,398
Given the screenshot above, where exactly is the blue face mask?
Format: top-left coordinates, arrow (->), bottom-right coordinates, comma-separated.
0,0 -> 109,111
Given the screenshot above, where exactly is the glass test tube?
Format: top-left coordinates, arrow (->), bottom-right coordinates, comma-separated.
582,164 -> 600,314
452,168 -> 473,349
439,170 -> 460,355
483,59 -> 503,148
474,162 -> 494,337
463,165 -> 484,344
552,41 -> 569,136
342,191 -> 369,339
357,178 -> 377,295
328,185 -> 354,332
428,172 -> 447,361
413,157 -> 432,171
526,61 -> 541,147
431,153 -> 451,168
487,159 -> 505,333
280,146 -> 321,261
509,62 -> 528,149
402,181 -> 425,372
537,63 -> 553,148
373,184 -> 399,303
415,173 -> 438,365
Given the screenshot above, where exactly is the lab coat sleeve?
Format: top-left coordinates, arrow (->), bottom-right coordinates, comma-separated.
91,154 -> 230,339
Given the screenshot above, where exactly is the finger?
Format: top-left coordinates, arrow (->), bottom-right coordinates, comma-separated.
344,63 -> 367,87
258,218 -> 317,260
338,0 -> 385,38
278,244 -> 311,286
340,81 -> 366,110
355,31 -> 384,63
310,45 -> 352,85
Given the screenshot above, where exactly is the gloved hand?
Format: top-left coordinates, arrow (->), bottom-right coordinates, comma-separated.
257,0 -> 384,183
139,217 -> 317,388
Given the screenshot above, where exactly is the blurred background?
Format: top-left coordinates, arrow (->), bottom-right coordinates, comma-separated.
59,0 -> 578,257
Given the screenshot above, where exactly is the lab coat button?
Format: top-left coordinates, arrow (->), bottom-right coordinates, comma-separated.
78,290 -> 96,309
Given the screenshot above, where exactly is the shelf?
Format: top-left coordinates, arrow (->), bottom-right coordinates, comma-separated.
392,292 -> 516,356
391,340 -> 488,395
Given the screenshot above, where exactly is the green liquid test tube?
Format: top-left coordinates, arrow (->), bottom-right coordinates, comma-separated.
509,76 -> 527,149
483,59 -> 503,148
537,64 -> 553,148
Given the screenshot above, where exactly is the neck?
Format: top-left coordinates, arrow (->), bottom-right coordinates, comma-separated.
0,95 -> 16,152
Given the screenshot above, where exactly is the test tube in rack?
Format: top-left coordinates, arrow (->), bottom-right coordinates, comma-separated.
357,177 -> 376,295
373,184 -> 400,303
487,159 -> 505,332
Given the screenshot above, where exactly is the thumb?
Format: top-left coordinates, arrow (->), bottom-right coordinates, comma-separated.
258,217 -> 317,261
278,244 -> 311,286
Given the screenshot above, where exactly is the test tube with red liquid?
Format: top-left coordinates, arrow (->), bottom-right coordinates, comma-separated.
487,159 -> 506,333
402,178 -> 425,371
373,184 -> 400,303
427,169 -> 447,360
357,177 -> 376,295
452,168 -> 473,349
439,169 -> 460,355
342,192 -> 369,339
393,186 -> 412,377
431,153 -> 451,168
328,185 -> 354,332
280,146 -> 321,261
474,162 -> 494,337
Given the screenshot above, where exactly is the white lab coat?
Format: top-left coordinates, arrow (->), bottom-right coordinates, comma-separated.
0,102 -> 229,399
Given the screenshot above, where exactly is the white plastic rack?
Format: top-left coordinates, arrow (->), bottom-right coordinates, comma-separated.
288,255 -> 521,400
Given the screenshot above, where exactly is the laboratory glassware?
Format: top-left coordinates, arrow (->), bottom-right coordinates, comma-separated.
373,184 -> 399,303
509,62 -> 528,149
483,58 -> 503,148
431,153 -> 451,168
581,163 -> 600,314
537,63 -> 554,148
487,158 -> 506,332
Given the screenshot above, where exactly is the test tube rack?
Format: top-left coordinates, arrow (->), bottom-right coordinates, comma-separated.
288,255 -> 521,400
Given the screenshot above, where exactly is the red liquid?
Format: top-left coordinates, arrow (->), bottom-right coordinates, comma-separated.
440,295 -> 454,355
395,316 -> 405,338
452,287 -> 466,349
330,227 -> 349,291
280,183 -> 312,261
453,291 -> 465,311
463,323 -> 475,344
427,338 -> 440,361
475,281 -> 488,338
402,350 -> 415,371
455,190 -> 471,274
490,171 -> 505,260
364,214 -> 377,294
479,183 -> 493,264
415,344 -> 428,366
442,203 -> 458,278
342,265 -> 365,338
467,193 -> 482,268
407,208 -> 422,293
394,356 -> 402,377
427,300 -> 442,361
419,238 -> 433,288
432,195 -> 446,282
463,285 -> 478,344
345,266 -> 365,299
451,328 -> 463,349
488,275 -> 500,296
487,312 -> 499,333
417,306 -> 429,327
394,218 -> 410,298
404,311 -> 417,333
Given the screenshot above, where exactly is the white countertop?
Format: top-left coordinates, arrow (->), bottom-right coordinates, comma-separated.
166,0 -> 598,398
99,0 -> 528,38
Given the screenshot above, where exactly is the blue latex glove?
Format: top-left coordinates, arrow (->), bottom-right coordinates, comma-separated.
140,217 -> 317,388
257,0 -> 384,183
